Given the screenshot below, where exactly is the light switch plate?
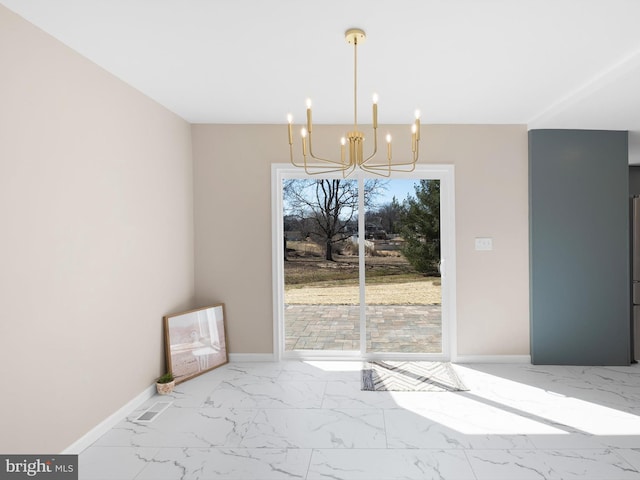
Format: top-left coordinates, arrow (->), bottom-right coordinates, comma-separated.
475,237 -> 493,251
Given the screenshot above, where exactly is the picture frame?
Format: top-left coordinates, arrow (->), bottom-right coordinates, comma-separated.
163,304 -> 228,384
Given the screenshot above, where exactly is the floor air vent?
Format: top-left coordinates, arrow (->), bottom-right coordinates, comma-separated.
134,401 -> 172,423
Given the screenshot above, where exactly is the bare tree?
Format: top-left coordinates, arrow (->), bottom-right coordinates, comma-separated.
284,179 -> 386,261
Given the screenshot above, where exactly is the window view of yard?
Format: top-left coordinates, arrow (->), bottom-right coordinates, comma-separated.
283,178 -> 441,353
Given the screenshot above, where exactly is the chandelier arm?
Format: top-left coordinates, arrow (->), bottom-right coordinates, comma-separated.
290,137 -> 352,173
289,144 -> 309,169
307,153 -> 347,166
307,132 -> 350,166
361,151 -> 418,170
363,159 -> 418,169
365,162 -> 417,171
362,161 -> 417,175
361,125 -> 379,164
364,155 -> 418,167
363,136 -> 419,169
342,162 -> 357,178
300,164 -> 354,175
301,158 -> 352,173
304,150 -> 352,175
359,164 -> 391,177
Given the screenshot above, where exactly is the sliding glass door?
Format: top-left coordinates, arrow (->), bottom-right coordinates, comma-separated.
282,178 -> 360,352
364,179 -> 442,354
273,165 -> 454,360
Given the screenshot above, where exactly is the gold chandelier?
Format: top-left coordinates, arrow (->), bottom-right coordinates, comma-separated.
287,28 -> 420,177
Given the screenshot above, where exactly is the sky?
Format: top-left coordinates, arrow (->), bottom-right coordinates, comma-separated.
283,178 -> 430,213
374,179 -> 420,206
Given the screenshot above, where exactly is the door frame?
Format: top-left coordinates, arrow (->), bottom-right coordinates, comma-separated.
271,163 -> 457,361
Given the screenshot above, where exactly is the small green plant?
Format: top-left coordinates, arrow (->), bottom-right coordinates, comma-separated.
157,372 -> 174,384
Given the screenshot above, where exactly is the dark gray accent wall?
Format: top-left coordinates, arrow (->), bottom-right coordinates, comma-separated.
529,130 -> 629,365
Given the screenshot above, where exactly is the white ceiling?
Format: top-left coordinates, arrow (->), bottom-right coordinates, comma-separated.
3,0 -> 640,129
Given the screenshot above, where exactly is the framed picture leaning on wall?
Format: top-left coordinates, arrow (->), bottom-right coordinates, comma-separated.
163,304 -> 228,384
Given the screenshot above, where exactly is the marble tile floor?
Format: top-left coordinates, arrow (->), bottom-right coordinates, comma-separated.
80,361 -> 640,479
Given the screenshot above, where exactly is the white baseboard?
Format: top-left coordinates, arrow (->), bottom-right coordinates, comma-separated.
229,353 -> 276,362
62,383 -> 156,454
454,355 -> 531,364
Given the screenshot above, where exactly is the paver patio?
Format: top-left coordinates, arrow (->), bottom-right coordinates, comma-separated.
285,304 -> 442,353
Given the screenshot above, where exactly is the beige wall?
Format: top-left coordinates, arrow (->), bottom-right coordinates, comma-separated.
0,6 -> 194,453
0,2 -> 529,453
192,124 -> 529,357
429,125 -> 530,356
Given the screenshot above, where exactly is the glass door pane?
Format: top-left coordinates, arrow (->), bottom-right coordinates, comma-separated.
283,178 -> 360,351
364,179 -> 442,353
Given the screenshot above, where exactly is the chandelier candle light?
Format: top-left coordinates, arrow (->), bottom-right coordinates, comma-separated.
287,28 -> 420,177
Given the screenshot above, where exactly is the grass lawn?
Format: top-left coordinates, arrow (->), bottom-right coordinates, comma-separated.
284,241 -> 440,305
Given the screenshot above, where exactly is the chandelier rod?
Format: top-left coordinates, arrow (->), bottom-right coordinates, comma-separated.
353,34 -> 358,132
